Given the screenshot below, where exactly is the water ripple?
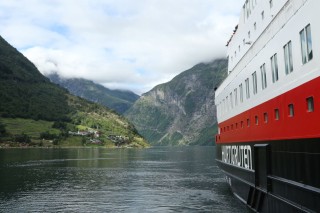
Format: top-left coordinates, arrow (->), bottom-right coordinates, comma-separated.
0,147 -> 249,212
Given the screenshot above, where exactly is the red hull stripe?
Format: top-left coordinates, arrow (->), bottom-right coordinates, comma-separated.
216,76 -> 320,144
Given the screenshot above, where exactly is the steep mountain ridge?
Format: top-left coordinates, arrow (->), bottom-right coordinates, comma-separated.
47,73 -> 139,114
125,59 -> 227,146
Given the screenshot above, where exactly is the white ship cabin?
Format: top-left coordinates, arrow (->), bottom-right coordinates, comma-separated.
226,0 -> 287,73
215,0 -> 319,127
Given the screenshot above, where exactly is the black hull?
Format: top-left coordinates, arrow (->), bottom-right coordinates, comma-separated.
216,139 -> 320,212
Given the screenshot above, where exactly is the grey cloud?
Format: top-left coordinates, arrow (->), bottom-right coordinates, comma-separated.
0,0 -> 242,94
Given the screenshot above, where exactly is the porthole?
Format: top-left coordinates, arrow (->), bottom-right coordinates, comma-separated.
264,113 -> 268,123
274,109 -> 280,120
288,104 -> 294,117
307,97 -> 314,112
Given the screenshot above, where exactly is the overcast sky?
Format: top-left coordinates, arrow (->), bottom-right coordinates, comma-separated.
0,0 -> 243,94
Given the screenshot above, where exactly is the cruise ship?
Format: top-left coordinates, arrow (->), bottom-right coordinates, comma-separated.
214,0 -> 320,212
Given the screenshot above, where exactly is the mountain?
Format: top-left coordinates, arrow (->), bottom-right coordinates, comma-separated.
0,35 -> 147,147
0,36 -> 70,121
125,59 -> 227,146
47,73 -> 139,114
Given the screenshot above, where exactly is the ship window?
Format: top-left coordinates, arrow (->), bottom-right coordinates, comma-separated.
254,22 -> 257,31
271,53 -> 279,83
255,116 -> 259,125
222,99 -> 225,114
231,124 -> 234,130
243,39 -> 245,46
307,97 -> 314,112
247,119 -> 250,127
261,11 -> 265,20
230,92 -> 233,108
252,71 -> 258,95
241,121 -> 244,128
236,123 -> 238,129
246,0 -> 251,18
300,24 -> 313,64
239,45 -> 241,52
234,88 -> 238,106
284,41 -> 293,74
269,0 -> 273,8
239,84 -> 244,103
260,63 -> 267,90
245,78 -> 250,99
274,109 -> 280,120
288,104 -> 294,117
264,113 -> 268,123
248,31 -> 251,39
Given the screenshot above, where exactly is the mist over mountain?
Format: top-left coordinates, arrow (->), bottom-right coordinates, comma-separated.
0,35 -> 146,147
47,73 -> 139,114
125,59 -> 227,146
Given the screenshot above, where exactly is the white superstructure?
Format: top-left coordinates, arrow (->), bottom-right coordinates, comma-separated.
215,0 -> 319,124
214,1 -> 320,212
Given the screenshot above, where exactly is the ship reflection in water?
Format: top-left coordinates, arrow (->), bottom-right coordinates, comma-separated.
0,147 -> 249,212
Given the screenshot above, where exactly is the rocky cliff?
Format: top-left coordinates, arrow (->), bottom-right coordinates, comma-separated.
125,59 -> 227,146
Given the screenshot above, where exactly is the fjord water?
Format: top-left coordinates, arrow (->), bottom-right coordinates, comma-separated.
0,147 -> 248,212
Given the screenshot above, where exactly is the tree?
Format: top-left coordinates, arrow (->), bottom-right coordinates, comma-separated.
0,122 -> 6,137
13,133 -> 31,143
40,131 -> 58,140
52,121 -> 67,130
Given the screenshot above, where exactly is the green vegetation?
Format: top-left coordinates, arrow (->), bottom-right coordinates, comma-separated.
0,36 -> 71,121
0,35 -> 148,148
0,121 -> 6,137
1,118 -> 59,137
0,91 -> 149,148
0,101 -> 149,148
190,124 -> 217,146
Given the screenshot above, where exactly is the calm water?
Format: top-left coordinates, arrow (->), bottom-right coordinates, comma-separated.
0,147 -> 248,212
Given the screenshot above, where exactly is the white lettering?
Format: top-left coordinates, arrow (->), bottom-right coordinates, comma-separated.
221,145 -> 253,170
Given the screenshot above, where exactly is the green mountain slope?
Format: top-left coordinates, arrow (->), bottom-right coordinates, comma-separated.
125,59 -> 227,146
0,36 -> 70,121
0,35 -> 147,147
47,73 -> 139,114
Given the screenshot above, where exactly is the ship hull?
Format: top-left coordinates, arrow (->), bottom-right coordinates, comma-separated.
214,0 -> 320,211
216,139 -> 320,212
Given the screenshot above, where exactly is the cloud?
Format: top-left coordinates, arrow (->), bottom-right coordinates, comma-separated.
0,0 -> 243,94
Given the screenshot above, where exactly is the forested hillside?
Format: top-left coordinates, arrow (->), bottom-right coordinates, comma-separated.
0,35 -> 147,148
0,36 -> 70,121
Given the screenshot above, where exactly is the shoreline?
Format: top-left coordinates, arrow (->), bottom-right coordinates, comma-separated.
0,141 -> 149,149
